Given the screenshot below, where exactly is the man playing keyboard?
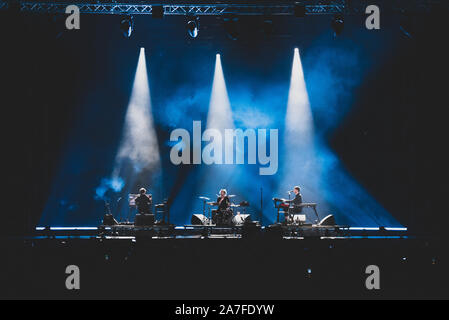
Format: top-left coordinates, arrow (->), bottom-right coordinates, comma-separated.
285,186 -> 303,219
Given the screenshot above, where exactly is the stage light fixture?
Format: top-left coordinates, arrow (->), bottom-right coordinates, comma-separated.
306,268 -> 312,279
120,16 -> 134,38
152,5 -> 164,19
331,14 -> 344,36
187,16 -> 199,38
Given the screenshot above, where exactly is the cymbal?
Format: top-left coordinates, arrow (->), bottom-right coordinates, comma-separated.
206,202 -> 217,206
216,194 -> 236,198
198,196 -> 210,201
230,204 -> 240,207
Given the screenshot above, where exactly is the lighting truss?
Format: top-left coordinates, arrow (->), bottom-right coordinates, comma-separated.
0,1 -> 446,16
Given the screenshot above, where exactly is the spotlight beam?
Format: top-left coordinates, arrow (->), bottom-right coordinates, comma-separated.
206,54 -> 233,133
280,48 -> 323,222
193,53 -> 235,217
113,47 -> 161,179
285,48 -> 314,146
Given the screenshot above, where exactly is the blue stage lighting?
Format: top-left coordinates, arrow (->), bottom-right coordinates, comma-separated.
120,16 -> 134,38
187,16 -> 199,38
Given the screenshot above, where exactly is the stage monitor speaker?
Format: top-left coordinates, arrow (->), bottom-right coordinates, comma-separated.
191,214 -> 209,225
232,214 -> 251,226
135,214 -> 155,226
319,214 -> 336,226
102,214 -> 118,226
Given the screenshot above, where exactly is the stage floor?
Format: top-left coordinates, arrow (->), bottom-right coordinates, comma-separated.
32,224 -> 409,240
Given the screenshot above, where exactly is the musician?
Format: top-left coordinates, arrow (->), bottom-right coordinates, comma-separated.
286,186 -> 303,214
135,187 -> 152,215
213,189 -> 232,225
216,189 -> 231,212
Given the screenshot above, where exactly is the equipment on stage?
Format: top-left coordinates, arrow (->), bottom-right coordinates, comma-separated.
155,201 -> 170,225
102,201 -> 118,225
192,193 -> 253,226
292,214 -> 307,224
273,198 -> 289,207
232,213 -> 251,226
216,194 -> 236,198
128,194 -> 139,207
273,197 -> 290,223
212,208 -> 233,226
191,214 -> 210,225
128,193 -> 153,222
134,214 -> 155,226
318,214 -> 336,226
198,195 -> 210,218
102,214 -> 118,226
273,197 -> 321,225
298,203 -> 320,223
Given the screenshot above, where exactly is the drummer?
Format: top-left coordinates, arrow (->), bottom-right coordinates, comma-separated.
216,189 -> 231,213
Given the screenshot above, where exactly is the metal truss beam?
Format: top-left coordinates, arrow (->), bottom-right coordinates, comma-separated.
0,1 -> 446,16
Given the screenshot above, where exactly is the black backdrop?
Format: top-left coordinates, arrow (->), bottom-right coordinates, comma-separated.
0,7 -> 448,237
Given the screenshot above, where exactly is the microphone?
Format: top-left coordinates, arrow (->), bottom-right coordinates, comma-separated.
287,190 -> 293,194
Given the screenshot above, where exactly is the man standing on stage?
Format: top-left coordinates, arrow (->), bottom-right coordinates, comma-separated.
135,187 -> 152,215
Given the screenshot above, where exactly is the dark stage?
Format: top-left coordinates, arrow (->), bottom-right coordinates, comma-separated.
1,231 -> 447,299
1,0 -> 448,301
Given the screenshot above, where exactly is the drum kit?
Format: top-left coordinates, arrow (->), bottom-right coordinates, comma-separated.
197,194 -> 249,226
